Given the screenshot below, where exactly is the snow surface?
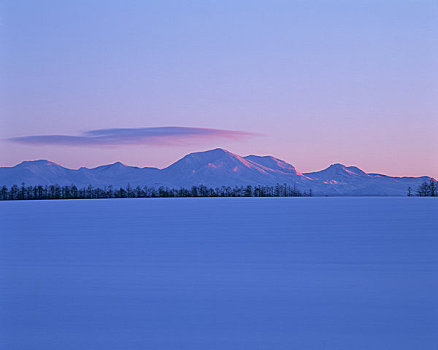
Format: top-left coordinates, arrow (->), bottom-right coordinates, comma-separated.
1,197 -> 437,349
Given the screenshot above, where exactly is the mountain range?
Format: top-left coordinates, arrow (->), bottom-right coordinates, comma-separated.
0,148 -> 430,195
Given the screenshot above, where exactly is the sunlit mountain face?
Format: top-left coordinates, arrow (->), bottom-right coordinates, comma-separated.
0,148 -> 430,196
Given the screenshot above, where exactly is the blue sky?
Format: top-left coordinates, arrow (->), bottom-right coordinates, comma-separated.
1,0 -> 437,177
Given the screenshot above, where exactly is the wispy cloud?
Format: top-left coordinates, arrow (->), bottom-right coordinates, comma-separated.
8,127 -> 256,147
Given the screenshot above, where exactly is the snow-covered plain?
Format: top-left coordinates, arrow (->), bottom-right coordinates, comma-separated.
1,198 -> 437,349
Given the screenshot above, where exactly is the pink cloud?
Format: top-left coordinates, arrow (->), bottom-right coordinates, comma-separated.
8,127 -> 258,147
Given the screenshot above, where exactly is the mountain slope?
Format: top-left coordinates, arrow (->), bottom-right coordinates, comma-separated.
243,155 -> 303,175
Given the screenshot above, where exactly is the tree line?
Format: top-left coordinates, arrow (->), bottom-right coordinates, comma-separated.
408,178 -> 438,197
0,183 -> 311,201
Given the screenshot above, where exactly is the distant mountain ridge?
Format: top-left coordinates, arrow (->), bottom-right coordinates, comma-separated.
0,148 -> 431,195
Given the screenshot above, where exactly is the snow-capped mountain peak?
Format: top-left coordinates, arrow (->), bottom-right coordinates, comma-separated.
304,163 -> 367,181
327,163 -> 366,176
164,148 -> 259,172
92,161 -> 131,171
244,155 -> 302,175
15,160 -> 62,168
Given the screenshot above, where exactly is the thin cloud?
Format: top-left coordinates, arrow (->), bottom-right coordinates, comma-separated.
8,127 -> 257,147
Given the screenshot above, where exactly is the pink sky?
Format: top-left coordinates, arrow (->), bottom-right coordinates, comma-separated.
1,1 -> 437,178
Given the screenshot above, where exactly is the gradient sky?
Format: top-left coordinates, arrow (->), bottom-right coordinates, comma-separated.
1,0 -> 437,177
